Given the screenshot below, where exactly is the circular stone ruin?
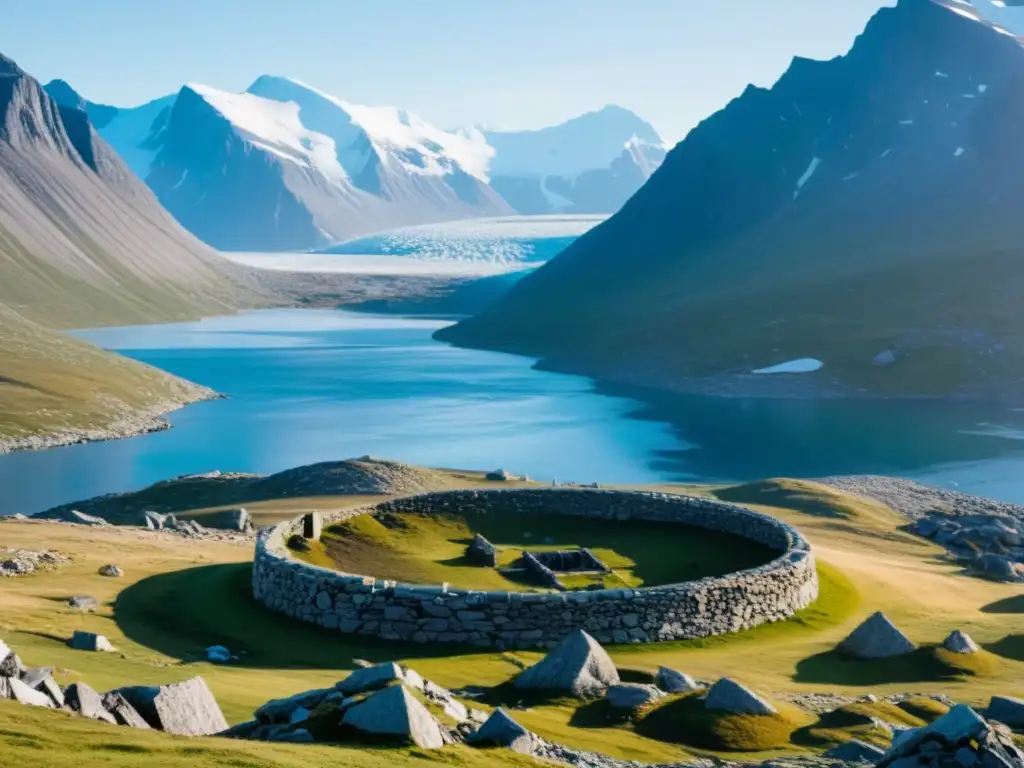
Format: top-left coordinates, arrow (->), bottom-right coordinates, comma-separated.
251,489 -> 819,649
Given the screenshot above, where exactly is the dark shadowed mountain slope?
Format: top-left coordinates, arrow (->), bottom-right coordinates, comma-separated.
439,0 -> 1024,400
1,55 -> 257,328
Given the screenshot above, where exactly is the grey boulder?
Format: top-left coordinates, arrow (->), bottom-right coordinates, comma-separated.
255,688 -> 332,723
8,676 -> 54,708
515,629 -> 620,698
65,682 -> 117,724
336,662 -> 404,695
826,739 -> 887,763
468,708 -> 535,753
70,631 -> 115,652
605,683 -> 663,711
656,666 -> 702,693
840,612 -> 916,659
68,596 -> 99,611
988,696 -> 1024,728
341,684 -> 446,749
704,678 -> 777,716
98,564 -> 124,578
114,676 -> 228,736
102,692 -> 152,729
942,630 -> 981,654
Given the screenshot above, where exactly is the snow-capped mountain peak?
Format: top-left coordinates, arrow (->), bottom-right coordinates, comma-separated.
244,75 -> 493,182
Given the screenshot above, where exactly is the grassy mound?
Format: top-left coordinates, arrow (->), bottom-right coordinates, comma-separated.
896,697 -> 950,722
308,507 -> 776,592
637,693 -> 811,751
794,700 -> 926,749
714,479 -> 903,531
795,646 -> 1000,686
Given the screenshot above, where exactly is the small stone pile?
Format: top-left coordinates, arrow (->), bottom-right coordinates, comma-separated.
0,637 -> 227,736
876,704 -> 1024,768
0,547 -> 69,576
225,660 -> 486,747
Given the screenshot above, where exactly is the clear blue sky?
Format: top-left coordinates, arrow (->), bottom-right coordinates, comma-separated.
1,0 -> 906,142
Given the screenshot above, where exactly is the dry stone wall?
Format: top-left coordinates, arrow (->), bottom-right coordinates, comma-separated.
251,489 -> 819,649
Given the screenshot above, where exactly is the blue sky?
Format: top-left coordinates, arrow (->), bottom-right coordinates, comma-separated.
1,0 -> 906,142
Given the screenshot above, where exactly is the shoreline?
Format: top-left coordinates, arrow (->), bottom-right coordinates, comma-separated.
0,389 -> 221,456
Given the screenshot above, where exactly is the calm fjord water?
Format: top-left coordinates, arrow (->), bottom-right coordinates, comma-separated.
2,309 -> 1024,515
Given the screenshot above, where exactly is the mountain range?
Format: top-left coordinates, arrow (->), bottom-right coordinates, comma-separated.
0,51 -> 260,450
439,0 -> 1024,401
44,78 -> 665,251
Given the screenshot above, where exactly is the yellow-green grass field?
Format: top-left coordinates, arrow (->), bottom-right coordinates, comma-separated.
2,476 -> 1024,767
302,504 -> 775,591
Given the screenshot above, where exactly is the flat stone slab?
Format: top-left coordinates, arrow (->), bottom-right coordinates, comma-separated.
336,662 -> 403,695
341,684 -> 446,749
8,676 -> 54,708
102,692 -> 152,729
66,682 -> 117,724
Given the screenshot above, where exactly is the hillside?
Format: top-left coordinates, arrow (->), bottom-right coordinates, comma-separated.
438,0 -> 1024,401
0,52 -> 260,447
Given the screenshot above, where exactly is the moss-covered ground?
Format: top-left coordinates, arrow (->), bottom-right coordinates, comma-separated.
305,504 -> 776,591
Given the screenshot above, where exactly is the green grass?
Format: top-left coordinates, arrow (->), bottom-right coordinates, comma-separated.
795,646 -> 1001,686
309,508 -> 776,591
637,693 -> 812,752
0,303 -> 209,446
793,700 -> 927,749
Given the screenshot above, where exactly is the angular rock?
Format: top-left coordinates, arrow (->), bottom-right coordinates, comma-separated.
202,508 -> 252,532
20,668 -> 64,708
704,678 -> 776,716
840,612 -> 916,659
466,534 -> 498,567
59,510 -> 109,526
0,651 -> 24,676
881,705 -> 988,763
8,676 -> 54,708
943,630 -> 981,654
988,696 -> 1024,728
872,350 -> 898,367
65,682 -> 117,724
68,596 -> 98,611
141,511 -> 174,530
468,708 -> 535,753
70,631 -> 115,652
340,684 -> 446,749
255,688 -> 332,723
336,662 -> 403,695
975,554 -> 1021,582
656,666 -> 702,693
485,469 -> 514,482
98,564 -> 124,578
115,676 -> 228,736
826,739 -> 887,763
102,692 -> 152,729
605,683 -> 663,710
515,629 -> 620,698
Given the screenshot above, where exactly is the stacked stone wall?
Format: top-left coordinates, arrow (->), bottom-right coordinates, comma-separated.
251,489 -> 819,649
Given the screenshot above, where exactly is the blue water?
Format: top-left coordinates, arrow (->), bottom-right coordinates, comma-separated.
2,309 -> 1024,515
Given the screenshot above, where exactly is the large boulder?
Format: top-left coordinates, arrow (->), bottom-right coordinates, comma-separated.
102,692 -> 152,729
975,554 -> 1021,582
515,630 -> 620,698
255,688 -> 333,723
20,668 -> 64,708
65,682 -> 117,724
202,508 -> 252,533
468,708 -> 536,753
336,662 -> 404,695
988,696 -> 1024,728
704,678 -> 777,716
656,667 -> 702,693
878,705 -> 988,767
840,612 -> 916,659
70,631 -> 115,652
605,683 -> 663,711
942,630 -> 981,654
7,676 -> 54,708
114,676 -> 228,736
340,684 -> 446,749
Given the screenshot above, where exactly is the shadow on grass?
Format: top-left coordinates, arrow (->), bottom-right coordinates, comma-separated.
982,595 -> 1024,614
114,563 -> 488,670
569,700 -> 631,729
984,634 -> 1024,661
793,646 -> 991,686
